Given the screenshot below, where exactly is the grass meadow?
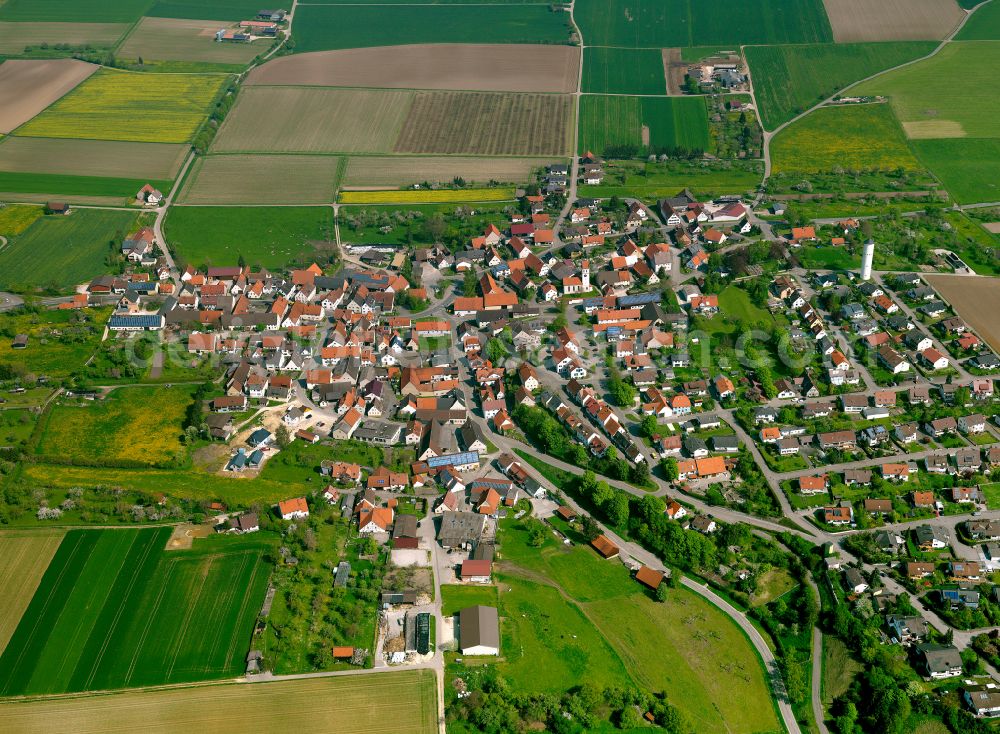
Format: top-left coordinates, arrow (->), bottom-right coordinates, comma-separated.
0,0 -> 149,22
37,386 -> 195,467
0,208 -> 139,292
0,307 -> 111,378
177,154 -> 342,205
771,103 -> 922,173
0,671 -> 438,733
293,4 -> 572,51
0,204 -> 43,235
18,70 -> 227,144
912,138 -> 1000,205
579,95 -> 709,154
579,158 -> 763,199
147,0 -> 266,20
0,171 -> 168,201
574,0 -> 831,48
495,516 -> 781,733
582,47 -> 667,95
855,41 -> 1000,140
441,584 -> 498,616
165,205 -> 335,270
0,528 -> 273,695
0,529 -> 65,654
956,0 -> 1000,40
0,22 -> 127,54
746,42 -> 936,130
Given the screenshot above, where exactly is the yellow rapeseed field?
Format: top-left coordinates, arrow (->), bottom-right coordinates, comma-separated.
339,187 -> 516,204
0,204 -> 43,236
18,70 -> 226,144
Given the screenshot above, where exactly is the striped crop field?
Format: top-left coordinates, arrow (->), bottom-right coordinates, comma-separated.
0,527 -> 273,696
0,529 -> 65,655
17,69 -> 227,144
339,187 -> 517,204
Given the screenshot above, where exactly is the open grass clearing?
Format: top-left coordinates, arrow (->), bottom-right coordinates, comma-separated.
911,138 -> 1000,205
0,59 -> 97,134
982,483 -> 1000,511
924,274 -> 1000,351
822,0 -> 964,42
0,528 -> 274,695
579,94 -> 709,155
0,21 -> 127,55
18,68 -> 227,144
0,307 -> 112,379
582,47 -> 666,95
0,137 -> 188,180
178,154 -> 341,205
0,208 -> 139,292
0,528 -> 65,655
37,385 -> 195,467
579,158 -> 762,199
771,103 -> 922,173
213,86 -> 412,154
821,634 -> 861,704
394,91 -> 573,156
248,44 -> 581,93
746,42 -> 936,130
441,583 -> 498,616
0,669 -> 438,733
118,17 -> 269,66
0,407 -> 37,448
166,205 -> 335,270
342,156 -> 551,188
750,568 -> 797,607
856,41 -> 1000,140
292,4 -> 572,52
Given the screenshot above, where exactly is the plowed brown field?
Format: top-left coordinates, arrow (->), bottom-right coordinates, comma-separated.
822,0 -> 964,42
0,59 -> 97,133
247,44 -> 581,93
924,273 -> 1000,352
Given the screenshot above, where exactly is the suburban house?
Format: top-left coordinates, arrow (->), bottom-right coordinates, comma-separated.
278,496 -> 309,520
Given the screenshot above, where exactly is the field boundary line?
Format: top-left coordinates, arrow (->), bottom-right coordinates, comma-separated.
164,554 -> 214,681
220,552 -> 265,673
123,560 -> 176,686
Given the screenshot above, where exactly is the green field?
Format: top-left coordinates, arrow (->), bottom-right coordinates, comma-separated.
956,0 -> 1000,40
0,528 -> 273,696
37,386 -> 195,467
855,41 -> 1000,140
983,483 -> 1000,510
293,5 -> 571,51
582,47 -> 666,95
911,138 -> 1000,205
579,159 -> 762,199
0,171 -> 169,200
771,103 -> 922,173
0,0 -> 150,22
718,284 -> 773,324
580,95 -> 709,154
165,206 -> 334,269
746,42 -> 936,130
147,0 -> 268,20
574,0 -> 831,48
495,517 -> 781,733
0,204 -> 43,235
0,208 -> 139,292
0,307 -> 111,379
18,69 -> 227,144
0,671 -> 438,733
441,584 -> 498,616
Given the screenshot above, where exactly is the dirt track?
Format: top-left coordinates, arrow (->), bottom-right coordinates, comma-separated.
0,59 -> 97,133
247,44 -> 581,93
822,0 -> 964,42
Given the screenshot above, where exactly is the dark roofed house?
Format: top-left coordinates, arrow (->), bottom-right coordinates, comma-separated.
437,511 -> 486,548
916,643 -> 963,679
458,605 -> 500,655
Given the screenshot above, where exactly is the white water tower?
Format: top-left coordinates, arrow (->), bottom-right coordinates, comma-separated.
861,238 -> 874,281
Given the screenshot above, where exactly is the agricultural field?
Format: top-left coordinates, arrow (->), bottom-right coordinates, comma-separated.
213,87 -> 413,154
339,188 -> 516,205
166,205 -> 335,270
0,203 -> 43,235
0,21 -> 127,55
37,386 -> 195,467
293,4 -> 572,52
0,529 -> 65,654
579,95 -> 709,155
911,138 -> 1000,205
0,0 -> 150,23
855,42 -> 1000,140
118,17 -> 270,66
0,59 -> 97,134
957,0 -> 1000,40
0,171 -> 166,202
147,0 -> 266,20
821,0 -> 964,42
0,208 -> 139,292
18,69 -> 227,144
0,670 -> 438,733
0,307 -> 112,379
745,42 -> 936,130
248,45 -> 581,94
178,154 -> 342,205
771,103 -> 922,173
575,0 -> 831,48
579,158 -> 762,200
0,528 -> 273,695
342,156 -> 552,188
0,137 -> 188,181
582,47 -> 666,95
924,274 -> 1000,352
498,517 -> 780,733
394,91 -> 573,156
